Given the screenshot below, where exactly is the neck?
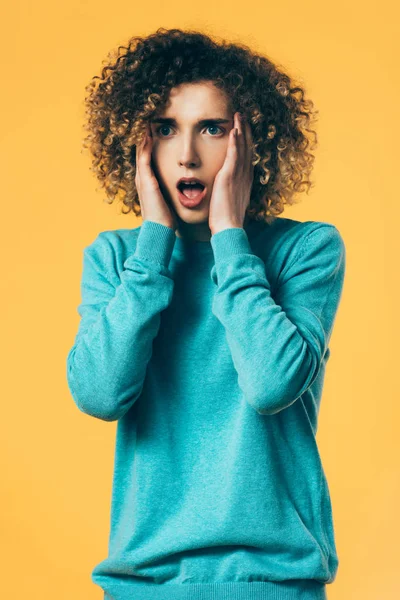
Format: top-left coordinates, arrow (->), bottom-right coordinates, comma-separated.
175,218 -> 212,242
176,214 -> 251,242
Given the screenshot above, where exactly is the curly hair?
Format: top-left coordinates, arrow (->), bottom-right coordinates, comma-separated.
82,27 -> 319,224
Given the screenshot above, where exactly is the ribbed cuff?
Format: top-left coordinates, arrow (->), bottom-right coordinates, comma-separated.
133,220 -> 176,268
211,227 -> 253,262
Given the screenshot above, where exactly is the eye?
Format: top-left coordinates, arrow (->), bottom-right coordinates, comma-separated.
154,125 -> 224,137
205,125 -> 224,136
155,125 -> 172,137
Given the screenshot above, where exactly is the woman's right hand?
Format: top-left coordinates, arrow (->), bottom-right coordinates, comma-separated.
135,123 -> 178,232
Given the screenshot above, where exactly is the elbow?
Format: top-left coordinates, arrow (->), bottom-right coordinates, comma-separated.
249,386 -> 297,416
66,349 -> 135,422
72,392 -> 122,422
246,357 -> 320,416
67,368 -> 120,422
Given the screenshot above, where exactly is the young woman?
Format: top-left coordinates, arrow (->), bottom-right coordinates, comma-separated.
67,27 -> 346,600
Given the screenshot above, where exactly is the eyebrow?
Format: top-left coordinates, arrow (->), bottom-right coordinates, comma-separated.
151,117 -> 231,126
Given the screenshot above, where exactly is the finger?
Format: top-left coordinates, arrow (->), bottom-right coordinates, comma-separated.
236,112 -> 244,138
138,123 -> 151,151
136,128 -> 150,188
242,114 -> 251,151
139,128 -> 153,172
136,130 -> 147,163
136,134 -> 145,160
228,126 -> 238,158
233,112 -> 245,174
235,112 -> 245,164
240,115 -> 254,174
136,134 -> 147,172
140,126 -> 160,190
135,139 -> 144,187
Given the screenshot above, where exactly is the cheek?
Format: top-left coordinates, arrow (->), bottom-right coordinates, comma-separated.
209,145 -> 228,176
151,144 -> 171,169
149,147 -> 166,178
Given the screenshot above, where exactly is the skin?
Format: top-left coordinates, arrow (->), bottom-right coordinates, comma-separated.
149,81 -> 255,242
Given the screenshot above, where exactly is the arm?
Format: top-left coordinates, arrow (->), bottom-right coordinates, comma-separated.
66,220 -> 176,422
209,223 -> 346,415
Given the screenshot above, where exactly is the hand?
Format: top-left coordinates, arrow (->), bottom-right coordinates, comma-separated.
135,123 -> 178,232
208,112 -> 255,235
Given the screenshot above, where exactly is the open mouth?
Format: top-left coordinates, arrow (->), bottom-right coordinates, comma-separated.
177,181 -> 206,199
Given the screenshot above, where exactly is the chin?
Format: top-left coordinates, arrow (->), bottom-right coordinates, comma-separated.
177,208 -> 209,220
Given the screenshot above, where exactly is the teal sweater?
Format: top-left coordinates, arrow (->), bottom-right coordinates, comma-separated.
66,216 -> 346,600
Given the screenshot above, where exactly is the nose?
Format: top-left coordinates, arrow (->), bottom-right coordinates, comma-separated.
178,137 -> 200,168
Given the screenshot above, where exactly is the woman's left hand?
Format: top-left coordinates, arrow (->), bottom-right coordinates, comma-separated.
209,111 -> 255,235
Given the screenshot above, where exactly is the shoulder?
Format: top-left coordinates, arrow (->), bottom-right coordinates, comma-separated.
262,215 -> 344,250
281,218 -> 345,267
85,225 -> 141,252
82,226 -> 142,282
264,215 -> 343,243
251,217 -> 346,283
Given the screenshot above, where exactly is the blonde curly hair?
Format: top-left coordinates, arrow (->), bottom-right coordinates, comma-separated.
82,27 -> 319,224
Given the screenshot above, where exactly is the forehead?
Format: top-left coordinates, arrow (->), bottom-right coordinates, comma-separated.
154,81 -> 233,118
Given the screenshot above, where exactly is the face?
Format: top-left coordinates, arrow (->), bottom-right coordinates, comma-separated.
149,81 -> 235,238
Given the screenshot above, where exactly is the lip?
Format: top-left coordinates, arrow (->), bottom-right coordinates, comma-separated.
176,176 -> 206,187
176,177 -> 207,208
177,185 -> 208,208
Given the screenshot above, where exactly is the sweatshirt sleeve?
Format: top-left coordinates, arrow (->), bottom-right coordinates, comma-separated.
66,220 -> 176,422
210,224 -> 346,416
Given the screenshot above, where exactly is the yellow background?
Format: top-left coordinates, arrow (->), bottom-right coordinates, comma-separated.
1,1 -> 398,598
